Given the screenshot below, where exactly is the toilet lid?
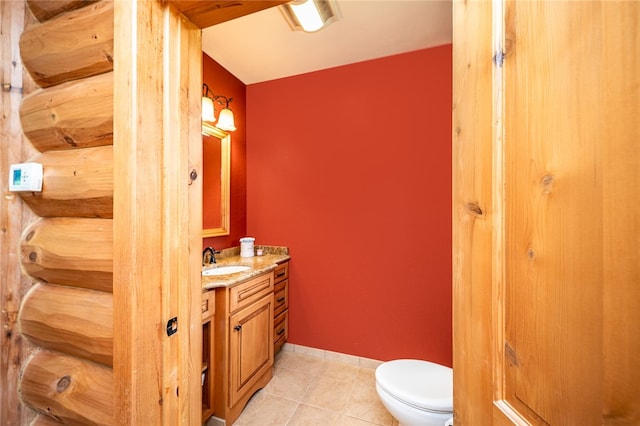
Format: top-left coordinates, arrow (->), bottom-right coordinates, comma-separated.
375,359 -> 453,413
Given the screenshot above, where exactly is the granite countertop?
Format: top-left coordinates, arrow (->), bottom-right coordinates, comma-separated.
202,245 -> 290,290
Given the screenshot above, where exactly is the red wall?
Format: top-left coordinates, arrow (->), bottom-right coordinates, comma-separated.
202,53 -> 247,250
246,45 -> 453,366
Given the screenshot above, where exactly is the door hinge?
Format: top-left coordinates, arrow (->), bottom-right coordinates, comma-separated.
493,50 -> 505,67
166,317 -> 178,336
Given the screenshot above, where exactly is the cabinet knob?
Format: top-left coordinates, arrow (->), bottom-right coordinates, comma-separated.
233,325 -> 242,331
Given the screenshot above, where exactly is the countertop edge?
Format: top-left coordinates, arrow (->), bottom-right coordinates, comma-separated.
202,251 -> 290,290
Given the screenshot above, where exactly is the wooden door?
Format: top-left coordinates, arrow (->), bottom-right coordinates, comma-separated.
453,1 -> 640,424
229,294 -> 274,407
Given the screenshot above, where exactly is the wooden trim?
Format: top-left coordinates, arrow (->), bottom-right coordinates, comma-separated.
490,0 -> 508,411
490,2 -> 529,423
161,6 -> 203,425
451,0 -> 494,424
113,0 -> 201,424
166,0 -> 287,29
600,2 -> 640,420
113,1 -> 166,422
202,124 -> 230,238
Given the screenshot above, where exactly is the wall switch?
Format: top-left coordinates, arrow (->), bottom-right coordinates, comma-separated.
9,163 -> 43,192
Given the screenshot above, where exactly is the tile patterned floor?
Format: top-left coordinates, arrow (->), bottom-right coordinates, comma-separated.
226,346 -> 396,426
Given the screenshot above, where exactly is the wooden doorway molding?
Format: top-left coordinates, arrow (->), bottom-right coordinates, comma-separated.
113,2 -> 202,423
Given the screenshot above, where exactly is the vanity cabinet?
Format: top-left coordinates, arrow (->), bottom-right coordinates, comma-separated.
212,271 -> 274,424
201,290 -> 216,422
273,261 -> 289,354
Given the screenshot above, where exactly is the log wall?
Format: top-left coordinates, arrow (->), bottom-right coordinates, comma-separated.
14,0 -> 204,423
16,1 -> 116,423
7,0 -> 283,424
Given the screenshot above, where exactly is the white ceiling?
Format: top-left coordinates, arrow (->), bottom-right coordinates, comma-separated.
202,0 -> 452,85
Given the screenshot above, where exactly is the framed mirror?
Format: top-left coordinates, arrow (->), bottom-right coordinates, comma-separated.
202,123 -> 230,237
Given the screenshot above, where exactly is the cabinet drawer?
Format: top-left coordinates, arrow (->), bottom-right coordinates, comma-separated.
202,291 -> 215,321
273,280 -> 288,318
229,272 -> 274,313
274,310 -> 288,348
274,262 -> 288,284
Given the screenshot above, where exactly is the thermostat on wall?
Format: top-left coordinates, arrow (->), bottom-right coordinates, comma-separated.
9,163 -> 43,192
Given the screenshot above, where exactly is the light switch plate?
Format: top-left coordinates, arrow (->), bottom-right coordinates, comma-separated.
9,163 -> 43,192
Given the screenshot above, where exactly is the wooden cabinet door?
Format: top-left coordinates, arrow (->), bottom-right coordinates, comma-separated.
229,294 -> 274,407
202,291 -> 216,422
453,1 -> 640,424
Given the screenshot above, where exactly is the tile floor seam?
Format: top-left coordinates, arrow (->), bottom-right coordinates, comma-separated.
282,401 -> 301,426
211,350 -> 393,426
263,379 -> 312,405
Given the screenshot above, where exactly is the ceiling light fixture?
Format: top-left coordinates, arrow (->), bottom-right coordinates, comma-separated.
202,83 -> 236,132
280,0 -> 340,33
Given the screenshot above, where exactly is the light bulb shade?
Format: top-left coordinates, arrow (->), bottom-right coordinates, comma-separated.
216,108 -> 236,131
281,0 -> 339,33
290,0 -> 324,32
202,96 -> 216,122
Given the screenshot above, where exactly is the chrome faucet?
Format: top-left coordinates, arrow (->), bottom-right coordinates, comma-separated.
202,247 -> 217,266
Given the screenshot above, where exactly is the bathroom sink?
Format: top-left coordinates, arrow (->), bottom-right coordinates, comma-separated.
202,265 -> 251,276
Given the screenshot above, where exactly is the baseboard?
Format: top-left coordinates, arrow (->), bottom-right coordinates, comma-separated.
280,342 -> 383,369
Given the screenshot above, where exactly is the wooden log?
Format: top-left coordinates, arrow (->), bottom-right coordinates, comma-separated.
20,0 -> 113,87
20,72 -> 113,151
20,349 -> 113,426
21,218 -> 113,292
20,283 -> 113,366
20,146 -> 113,218
27,0 -> 99,23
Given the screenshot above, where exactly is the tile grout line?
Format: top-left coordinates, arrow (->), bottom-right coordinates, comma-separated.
232,347 -> 391,426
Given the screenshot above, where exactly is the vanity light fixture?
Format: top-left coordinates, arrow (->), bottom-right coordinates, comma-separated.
280,0 -> 340,33
202,83 -> 236,132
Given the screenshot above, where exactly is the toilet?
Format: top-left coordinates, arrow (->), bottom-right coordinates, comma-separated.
375,359 -> 453,426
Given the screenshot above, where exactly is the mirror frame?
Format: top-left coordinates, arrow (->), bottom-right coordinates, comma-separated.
202,123 -> 230,237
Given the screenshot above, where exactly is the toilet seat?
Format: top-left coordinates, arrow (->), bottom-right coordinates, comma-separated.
375,359 -> 453,414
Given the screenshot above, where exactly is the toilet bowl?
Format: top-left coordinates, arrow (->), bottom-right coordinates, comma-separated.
375,359 -> 453,426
